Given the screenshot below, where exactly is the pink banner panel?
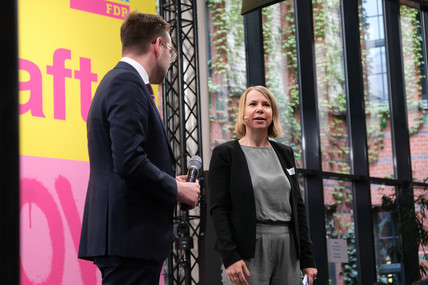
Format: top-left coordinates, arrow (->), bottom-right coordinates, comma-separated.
20,155 -> 100,284
70,0 -> 130,20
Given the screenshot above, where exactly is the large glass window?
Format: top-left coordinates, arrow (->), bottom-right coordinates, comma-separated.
207,0 -> 246,146
371,182 -> 428,282
205,0 -> 428,283
371,183 -> 402,283
361,0 -> 395,178
207,0 -> 302,161
262,2 -> 302,165
313,0 -> 350,174
400,5 -> 428,184
414,185 -> 428,274
324,179 -> 357,284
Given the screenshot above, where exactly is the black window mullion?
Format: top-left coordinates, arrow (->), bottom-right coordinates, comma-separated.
294,0 -> 328,283
243,9 -> 265,87
383,0 -> 419,283
341,0 -> 377,283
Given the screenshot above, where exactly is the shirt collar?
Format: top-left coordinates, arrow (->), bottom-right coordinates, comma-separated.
120,57 -> 149,84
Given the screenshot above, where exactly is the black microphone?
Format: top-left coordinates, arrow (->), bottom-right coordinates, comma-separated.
181,156 -> 202,211
186,156 -> 202,182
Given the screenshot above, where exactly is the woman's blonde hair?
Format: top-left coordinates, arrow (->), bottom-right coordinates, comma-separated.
235,86 -> 284,138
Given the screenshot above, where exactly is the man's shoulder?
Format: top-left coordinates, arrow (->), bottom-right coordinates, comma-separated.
112,62 -> 140,76
99,62 -> 141,86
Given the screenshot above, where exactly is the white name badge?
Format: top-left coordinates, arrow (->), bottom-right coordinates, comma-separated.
287,167 -> 295,175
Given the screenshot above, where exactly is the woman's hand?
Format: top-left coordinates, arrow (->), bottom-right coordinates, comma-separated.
302,267 -> 318,285
226,260 -> 251,285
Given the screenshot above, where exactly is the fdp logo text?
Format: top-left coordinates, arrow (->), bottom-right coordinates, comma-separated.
70,0 -> 130,20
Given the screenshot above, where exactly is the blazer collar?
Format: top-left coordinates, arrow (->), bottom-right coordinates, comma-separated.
120,57 -> 149,83
233,139 -> 299,191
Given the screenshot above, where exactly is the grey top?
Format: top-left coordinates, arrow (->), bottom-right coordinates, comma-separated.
241,145 -> 292,223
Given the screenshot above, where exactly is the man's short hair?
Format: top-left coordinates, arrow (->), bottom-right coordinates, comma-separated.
120,11 -> 170,55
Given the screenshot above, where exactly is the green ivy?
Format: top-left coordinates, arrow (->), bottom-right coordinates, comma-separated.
382,186 -> 428,278
206,3 -> 427,280
400,6 -> 426,135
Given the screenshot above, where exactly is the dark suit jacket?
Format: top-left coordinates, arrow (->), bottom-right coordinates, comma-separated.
209,140 -> 316,269
78,61 -> 177,262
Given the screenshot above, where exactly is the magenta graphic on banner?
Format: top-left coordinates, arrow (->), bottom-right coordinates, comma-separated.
70,0 -> 130,20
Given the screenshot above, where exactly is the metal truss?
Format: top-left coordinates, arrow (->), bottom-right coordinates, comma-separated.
160,0 -> 203,284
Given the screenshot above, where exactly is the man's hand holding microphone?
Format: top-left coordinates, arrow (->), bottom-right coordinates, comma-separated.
176,156 -> 202,209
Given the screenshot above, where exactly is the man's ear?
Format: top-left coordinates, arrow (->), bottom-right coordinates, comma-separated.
153,37 -> 162,57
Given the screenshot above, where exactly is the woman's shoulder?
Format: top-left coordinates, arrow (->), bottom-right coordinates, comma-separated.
269,140 -> 295,159
269,140 -> 292,151
212,140 -> 240,151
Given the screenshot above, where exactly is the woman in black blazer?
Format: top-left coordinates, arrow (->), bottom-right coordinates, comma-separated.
209,86 -> 317,285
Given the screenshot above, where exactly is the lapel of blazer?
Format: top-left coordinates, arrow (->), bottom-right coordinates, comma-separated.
116,62 -> 175,162
269,140 -> 299,193
232,140 -> 298,213
232,140 -> 253,183
232,140 -> 257,210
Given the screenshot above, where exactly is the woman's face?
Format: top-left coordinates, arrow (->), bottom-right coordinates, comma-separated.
243,90 -> 273,133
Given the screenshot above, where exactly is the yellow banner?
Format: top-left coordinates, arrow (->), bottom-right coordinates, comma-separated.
19,0 -> 155,161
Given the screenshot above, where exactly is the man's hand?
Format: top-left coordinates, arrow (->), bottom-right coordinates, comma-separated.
176,176 -> 200,209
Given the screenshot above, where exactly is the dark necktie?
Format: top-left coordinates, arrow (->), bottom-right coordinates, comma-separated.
146,83 -> 155,101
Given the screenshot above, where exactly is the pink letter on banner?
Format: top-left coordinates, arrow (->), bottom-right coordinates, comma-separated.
20,178 -> 65,284
74,57 -> 98,122
46,48 -> 73,120
70,0 -> 129,20
20,155 -> 100,284
19,59 -> 45,118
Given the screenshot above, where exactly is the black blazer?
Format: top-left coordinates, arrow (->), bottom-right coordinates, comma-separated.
209,140 -> 316,269
78,61 -> 177,262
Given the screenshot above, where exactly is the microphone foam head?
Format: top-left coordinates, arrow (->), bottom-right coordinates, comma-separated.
188,156 -> 202,170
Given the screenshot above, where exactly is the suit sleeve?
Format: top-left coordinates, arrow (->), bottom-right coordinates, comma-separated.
105,72 -> 177,203
209,145 -> 242,268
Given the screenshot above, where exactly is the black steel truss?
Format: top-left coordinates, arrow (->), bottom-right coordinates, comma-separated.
160,0 -> 203,284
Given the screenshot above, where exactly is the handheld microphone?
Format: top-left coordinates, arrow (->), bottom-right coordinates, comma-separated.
182,156 -> 202,211
186,156 -> 202,182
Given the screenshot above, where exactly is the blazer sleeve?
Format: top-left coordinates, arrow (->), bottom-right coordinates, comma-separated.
208,144 -> 243,268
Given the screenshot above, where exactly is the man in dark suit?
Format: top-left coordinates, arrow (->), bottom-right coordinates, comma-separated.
78,12 -> 200,284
